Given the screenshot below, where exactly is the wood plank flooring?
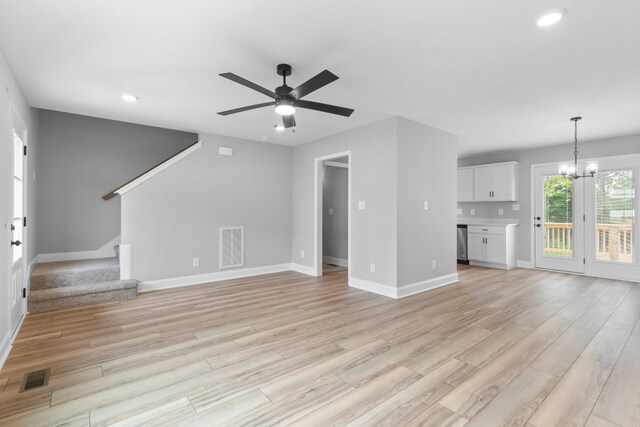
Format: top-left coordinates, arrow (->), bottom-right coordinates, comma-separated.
1,265 -> 639,426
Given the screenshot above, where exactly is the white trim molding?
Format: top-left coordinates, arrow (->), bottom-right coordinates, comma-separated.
0,332 -> 11,370
119,244 -> 132,280
517,260 -> 534,269
37,235 -> 121,263
291,263 -> 318,276
324,160 -> 349,169
322,256 -> 348,267
116,140 -> 202,196
349,277 -> 397,299
397,273 -> 459,298
139,263 -> 292,292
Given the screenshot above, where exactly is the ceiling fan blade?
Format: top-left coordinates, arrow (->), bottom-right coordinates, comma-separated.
217,102 -> 273,116
296,100 -> 354,117
220,72 -> 277,98
283,114 -> 296,129
288,70 -> 338,100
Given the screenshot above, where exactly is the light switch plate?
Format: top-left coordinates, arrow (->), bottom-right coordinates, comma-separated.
424,201 -> 429,210
498,209 -> 504,216
328,208 -> 334,215
470,209 -> 476,215
512,204 -> 520,211
358,201 -> 366,210
457,208 -> 463,215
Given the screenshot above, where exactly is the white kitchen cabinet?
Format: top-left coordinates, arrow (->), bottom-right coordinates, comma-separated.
458,161 -> 518,202
457,168 -> 474,202
467,224 -> 517,269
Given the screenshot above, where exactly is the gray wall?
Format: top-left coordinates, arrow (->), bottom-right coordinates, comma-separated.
458,133 -> 640,262
0,47 -> 38,356
36,110 -> 196,254
322,165 -> 348,261
122,133 -> 292,281
292,118 -> 399,287
397,117 -> 458,286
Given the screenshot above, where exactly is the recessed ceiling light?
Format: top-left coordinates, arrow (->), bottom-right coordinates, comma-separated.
536,9 -> 566,27
121,93 -> 139,103
274,124 -> 285,132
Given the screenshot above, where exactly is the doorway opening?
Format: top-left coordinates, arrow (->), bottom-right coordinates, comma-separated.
314,151 -> 351,277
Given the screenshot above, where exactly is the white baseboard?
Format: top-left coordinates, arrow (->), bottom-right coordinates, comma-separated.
0,332 -> 11,371
36,235 -> 121,263
348,277 -> 397,299
139,263 -> 292,292
397,273 -> 459,298
517,260 -> 534,269
291,263 -> 318,276
322,256 -> 348,267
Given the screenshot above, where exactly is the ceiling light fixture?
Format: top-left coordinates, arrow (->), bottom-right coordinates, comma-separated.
275,98 -> 295,116
559,117 -> 598,179
121,93 -> 139,103
536,9 -> 565,27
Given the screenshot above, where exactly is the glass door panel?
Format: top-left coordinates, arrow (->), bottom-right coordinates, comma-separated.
595,169 -> 634,264
534,165 -> 584,273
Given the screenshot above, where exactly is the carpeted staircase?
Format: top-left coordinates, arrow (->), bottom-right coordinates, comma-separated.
29,258 -> 138,313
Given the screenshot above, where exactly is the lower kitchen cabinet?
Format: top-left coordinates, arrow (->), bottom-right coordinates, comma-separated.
467,224 -> 517,269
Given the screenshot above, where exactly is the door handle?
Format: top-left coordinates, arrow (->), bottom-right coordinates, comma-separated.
536,224 -> 541,228
11,240 -> 22,246
535,216 -> 541,220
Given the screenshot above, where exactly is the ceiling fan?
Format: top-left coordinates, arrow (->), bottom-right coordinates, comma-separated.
217,63 -> 354,129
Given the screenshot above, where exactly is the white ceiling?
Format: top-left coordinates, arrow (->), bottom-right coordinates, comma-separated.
0,1 -> 639,156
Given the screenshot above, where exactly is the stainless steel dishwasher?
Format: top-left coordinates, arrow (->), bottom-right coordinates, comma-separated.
457,224 -> 469,264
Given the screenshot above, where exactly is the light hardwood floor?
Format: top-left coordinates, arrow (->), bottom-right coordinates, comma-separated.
1,265 -> 639,426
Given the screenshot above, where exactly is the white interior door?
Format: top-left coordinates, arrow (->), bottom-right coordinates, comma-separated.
10,128 -> 27,335
585,156 -> 638,281
534,164 -> 585,273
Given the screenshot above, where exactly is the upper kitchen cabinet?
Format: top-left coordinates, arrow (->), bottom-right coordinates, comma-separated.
457,168 -> 474,202
458,161 -> 518,202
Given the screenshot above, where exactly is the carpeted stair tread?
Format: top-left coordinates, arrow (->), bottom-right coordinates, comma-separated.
29,280 -> 138,301
28,280 -> 138,313
30,257 -> 119,290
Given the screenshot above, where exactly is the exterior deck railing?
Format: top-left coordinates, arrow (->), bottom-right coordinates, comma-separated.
544,222 -> 633,262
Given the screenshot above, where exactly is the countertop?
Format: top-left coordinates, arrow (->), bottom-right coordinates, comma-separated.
457,217 -> 519,226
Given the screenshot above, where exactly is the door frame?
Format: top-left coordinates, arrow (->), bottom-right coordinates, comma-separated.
532,163 -> 585,273
314,151 -> 351,277
9,103 -> 28,338
531,153 -> 640,281
584,153 -> 640,281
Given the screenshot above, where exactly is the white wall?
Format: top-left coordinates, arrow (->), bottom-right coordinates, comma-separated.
397,117 -> 458,286
322,165 -> 348,262
292,118 -> 399,287
458,133 -> 640,263
0,48 -> 38,363
121,133 -> 292,282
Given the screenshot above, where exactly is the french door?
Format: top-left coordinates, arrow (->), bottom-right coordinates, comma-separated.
534,165 -> 585,273
534,156 -> 638,280
10,121 -> 27,335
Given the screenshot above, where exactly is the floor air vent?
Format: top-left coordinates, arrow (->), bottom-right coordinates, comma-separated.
220,226 -> 244,269
19,368 -> 50,392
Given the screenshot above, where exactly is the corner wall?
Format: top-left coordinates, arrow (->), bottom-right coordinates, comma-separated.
121,133 -> 292,283
36,110 -> 197,255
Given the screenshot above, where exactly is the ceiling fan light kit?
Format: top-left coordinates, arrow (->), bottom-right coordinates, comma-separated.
218,63 -> 354,130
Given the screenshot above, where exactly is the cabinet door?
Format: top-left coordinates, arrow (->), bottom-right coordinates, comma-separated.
457,168 -> 474,202
485,235 -> 506,264
473,167 -> 492,201
491,164 -> 514,201
468,234 -> 486,261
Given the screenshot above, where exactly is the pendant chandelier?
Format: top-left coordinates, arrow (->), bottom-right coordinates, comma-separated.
559,116 -> 598,180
